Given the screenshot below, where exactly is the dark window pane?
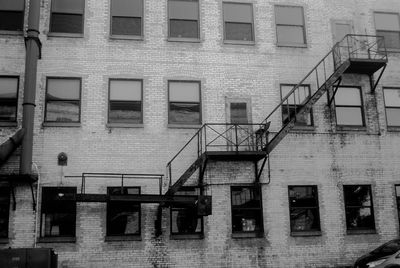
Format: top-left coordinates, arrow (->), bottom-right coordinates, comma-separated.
169,19 -> 198,38
277,25 -> 305,44
0,187 -> 9,238
42,212 -> 76,236
282,105 -> 312,126
0,101 -> 17,121
0,11 -> 24,31
169,0 -> 198,20
50,13 -> 83,33
230,103 -> 248,124
169,102 -> 200,124
112,0 -> 142,17
232,209 -> 262,232
231,187 -> 260,208
107,205 -> 140,235
109,101 -> 142,124
112,17 -> 141,36
46,101 -> 80,122
290,208 -> 320,232
225,22 -> 253,41
281,85 -> 310,105
171,208 -> 201,234
289,187 -> 318,207
336,107 -> 363,126
386,108 -> 400,126
345,207 -> 374,229
344,186 -> 372,207
377,30 -> 400,49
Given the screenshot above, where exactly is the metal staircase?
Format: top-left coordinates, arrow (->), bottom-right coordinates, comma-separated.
166,34 -> 388,197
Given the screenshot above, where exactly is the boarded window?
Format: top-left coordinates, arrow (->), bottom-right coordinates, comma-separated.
50,0 -> 84,34
109,79 -> 142,124
280,84 -> 312,126
40,187 -> 76,238
168,0 -> 199,39
45,78 -> 81,123
343,185 -> 375,231
288,186 -> 320,233
0,76 -> 19,122
111,0 -> 142,36
0,0 -> 24,31
223,3 -> 254,41
275,6 -> 306,45
334,87 -> 364,126
375,12 -> 400,49
168,81 -> 201,124
384,88 -> 400,126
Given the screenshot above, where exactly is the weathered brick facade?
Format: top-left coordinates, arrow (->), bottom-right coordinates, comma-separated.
1,0 -> 400,267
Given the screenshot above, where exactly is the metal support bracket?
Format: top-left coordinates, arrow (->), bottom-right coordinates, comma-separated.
155,205 -> 162,237
29,183 -> 36,211
327,76 -> 343,106
255,156 -> 268,183
198,157 -> 208,188
10,182 -> 16,211
370,64 -> 387,93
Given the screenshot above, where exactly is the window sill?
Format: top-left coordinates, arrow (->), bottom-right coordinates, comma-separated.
105,235 -> 141,242
168,124 -> 202,129
0,238 -> 9,244
170,233 -> 204,240
223,40 -> 255,46
231,232 -> 263,239
37,236 -> 76,243
47,32 -> 84,38
384,48 -> 400,53
167,37 -> 201,43
291,230 -> 321,237
42,122 -> 81,127
0,30 -> 23,36
346,229 -> 376,235
277,43 -> 308,48
0,121 -> 18,127
387,126 -> 400,132
106,123 -> 143,128
336,125 -> 366,132
110,35 -> 143,41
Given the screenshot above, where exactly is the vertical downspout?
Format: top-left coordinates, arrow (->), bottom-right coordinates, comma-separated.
20,0 -> 41,175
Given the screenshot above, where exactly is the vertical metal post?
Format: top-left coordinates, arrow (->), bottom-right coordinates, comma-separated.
235,124 -> 238,152
20,0 -> 41,175
347,35 -> 351,58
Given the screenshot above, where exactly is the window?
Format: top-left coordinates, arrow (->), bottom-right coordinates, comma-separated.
231,186 -> 263,236
0,76 -> 19,122
107,187 -> 140,237
110,0 -> 143,37
374,12 -> 400,50
40,187 -> 76,239
334,86 -> 364,126
0,187 -> 10,238
170,187 -> 203,237
384,88 -> 400,127
223,2 -> 254,42
45,78 -> 81,123
50,0 -> 84,34
230,102 -> 248,124
275,6 -> 306,46
108,79 -> 142,124
288,186 -> 320,234
168,0 -> 199,39
280,84 -> 313,126
0,0 -> 24,31
396,185 -> 400,231
168,81 -> 201,125
343,185 -> 375,232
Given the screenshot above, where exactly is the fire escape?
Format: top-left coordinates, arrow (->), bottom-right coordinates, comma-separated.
164,34 -> 387,211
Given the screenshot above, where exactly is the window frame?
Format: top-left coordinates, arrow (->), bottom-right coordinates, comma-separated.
288,185 -> 321,236
168,80 -> 202,127
274,5 -> 307,47
167,0 -> 200,42
107,78 -> 143,127
44,77 -> 82,125
280,84 -> 313,127
170,186 -> 204,239
39,187 -> 77,242
334,86 -> 365,127
0,0 -> 25,33
383,87 -> 400,128
222,2 -> 255,45
0,187 -> 10,240
396,185 -> 400,234
373,11 -> 400,51
110,0 -> 143,39
49,0 -> 85,36
0,75 -> 19,124
230,185 -> 263,238
343,185 -> 376,233
106,186 -> 141,241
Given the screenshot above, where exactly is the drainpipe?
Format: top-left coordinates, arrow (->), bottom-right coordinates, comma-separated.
0,129 -> 25,166
20,0 -> 41,175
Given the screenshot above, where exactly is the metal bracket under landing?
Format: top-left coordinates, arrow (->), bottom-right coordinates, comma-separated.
370,64 -> 387,93
327,76 -> 343,107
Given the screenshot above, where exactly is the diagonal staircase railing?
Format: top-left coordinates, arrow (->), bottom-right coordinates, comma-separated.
166,35 -> 387,195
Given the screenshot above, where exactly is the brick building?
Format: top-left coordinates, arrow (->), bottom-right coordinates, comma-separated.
0,0 -> 400,267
